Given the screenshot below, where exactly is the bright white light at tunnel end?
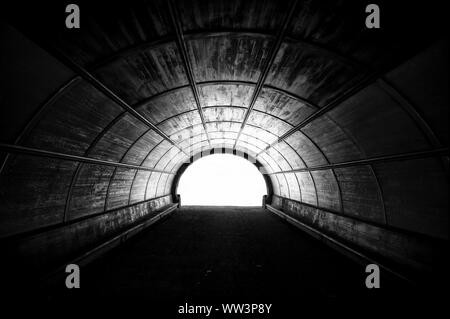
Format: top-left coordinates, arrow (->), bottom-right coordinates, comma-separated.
177,154 -> 268,207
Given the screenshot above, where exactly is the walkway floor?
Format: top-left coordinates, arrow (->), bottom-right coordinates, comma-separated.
78,207 -> 411,302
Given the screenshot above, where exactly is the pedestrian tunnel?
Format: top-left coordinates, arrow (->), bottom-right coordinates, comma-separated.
0,1 -> 448,302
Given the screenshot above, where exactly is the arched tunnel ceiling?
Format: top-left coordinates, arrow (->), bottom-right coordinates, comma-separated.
0,0 -> 448,243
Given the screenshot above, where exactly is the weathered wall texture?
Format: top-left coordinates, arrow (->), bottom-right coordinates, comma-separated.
0,0 -> 447,277
270,195 -> 447,275
3,195 -> 172,273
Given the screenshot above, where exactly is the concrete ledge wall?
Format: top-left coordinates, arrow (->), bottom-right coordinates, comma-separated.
271,195 -> 447,274
3,195 -> 173,275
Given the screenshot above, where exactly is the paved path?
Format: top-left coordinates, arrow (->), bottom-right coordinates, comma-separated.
75,206 -> 408,307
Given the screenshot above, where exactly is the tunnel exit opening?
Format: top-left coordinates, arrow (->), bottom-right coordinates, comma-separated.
176,154 -> 268,206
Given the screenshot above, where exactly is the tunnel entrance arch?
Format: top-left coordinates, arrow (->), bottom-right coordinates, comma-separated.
172,148 -> 273,207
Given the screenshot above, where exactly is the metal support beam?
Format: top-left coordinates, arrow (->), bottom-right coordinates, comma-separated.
256,68 -> 390,157
268,148 -> 449,175
20,33 -> 189,157
167,0 -> 212,147
41,202 -> 178,284
0,143 -> 174,174
233,0 -> 299,149
255,39 -> 445,159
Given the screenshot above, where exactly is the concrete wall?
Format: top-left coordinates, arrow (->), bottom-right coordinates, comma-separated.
270,195 -> 447,275
2,195 -> 172,274
0,0 -> 447,281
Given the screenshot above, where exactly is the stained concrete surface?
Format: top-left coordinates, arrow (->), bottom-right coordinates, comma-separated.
81,206 -> 362,297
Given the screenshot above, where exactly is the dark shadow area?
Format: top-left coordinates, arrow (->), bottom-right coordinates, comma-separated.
9,206 -> 443,315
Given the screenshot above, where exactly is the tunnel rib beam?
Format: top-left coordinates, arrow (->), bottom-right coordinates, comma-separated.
233,0 -> 299,149
167,0 -> 212,147
256,59 -> 445,158
127,140 -> 166,206
104,127 -> 158,212
268,148 -> 449,174
0,143 -> 174,174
